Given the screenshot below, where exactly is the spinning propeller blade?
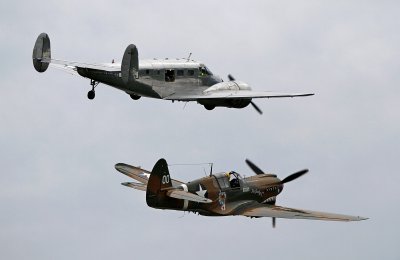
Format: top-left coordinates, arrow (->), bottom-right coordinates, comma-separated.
281,169 -> 309,184
245,159 -> 264,175
228,74 -> 262,114
250,101 -> 263,114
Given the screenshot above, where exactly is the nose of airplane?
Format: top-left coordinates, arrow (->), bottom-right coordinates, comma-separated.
278,184 -> 284,194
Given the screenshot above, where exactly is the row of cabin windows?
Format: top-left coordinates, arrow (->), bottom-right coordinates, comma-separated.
141,69 -> 195,77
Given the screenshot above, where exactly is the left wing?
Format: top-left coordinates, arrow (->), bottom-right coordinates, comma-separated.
240,203 -> 367,222
164,90 -> 314,101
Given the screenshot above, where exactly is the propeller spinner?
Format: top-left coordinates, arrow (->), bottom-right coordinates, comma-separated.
245,158 -> 308,228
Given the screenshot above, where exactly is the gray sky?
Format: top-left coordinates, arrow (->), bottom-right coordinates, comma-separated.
1,1 -> 399,259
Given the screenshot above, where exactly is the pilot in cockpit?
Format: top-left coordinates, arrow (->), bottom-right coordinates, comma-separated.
228,171 -> 240,188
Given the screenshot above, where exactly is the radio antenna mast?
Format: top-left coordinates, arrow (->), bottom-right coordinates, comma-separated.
187,52 -> 192,61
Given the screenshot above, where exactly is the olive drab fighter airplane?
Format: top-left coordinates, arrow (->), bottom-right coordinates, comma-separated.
115,158 -> 367,227
32,33 -> 314,114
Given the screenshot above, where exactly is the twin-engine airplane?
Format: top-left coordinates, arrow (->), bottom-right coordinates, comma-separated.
33,33 -> 313,114
115,158 -> 367,227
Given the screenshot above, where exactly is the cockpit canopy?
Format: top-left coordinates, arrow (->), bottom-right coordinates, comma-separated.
213,171 -> 243,189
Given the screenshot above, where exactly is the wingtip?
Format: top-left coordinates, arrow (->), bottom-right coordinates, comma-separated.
115,163 -> 126,171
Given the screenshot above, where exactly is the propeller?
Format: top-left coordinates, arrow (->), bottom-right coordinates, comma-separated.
245,159 -> 264,175
245,159 -> 308,228
250,102 -> 263,115
245,158 -> 308,183
227,74 -> 263,115
280,169 -> 309,184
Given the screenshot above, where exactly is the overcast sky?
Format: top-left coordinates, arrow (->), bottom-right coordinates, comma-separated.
1,1 -> 399,259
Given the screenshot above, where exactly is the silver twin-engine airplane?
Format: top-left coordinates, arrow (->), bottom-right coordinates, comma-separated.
33,33 -> 313,114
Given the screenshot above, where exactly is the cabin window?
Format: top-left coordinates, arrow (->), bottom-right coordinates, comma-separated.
187,70 -> 194,76
165,69 -> 175,82
177,70 -> 184,76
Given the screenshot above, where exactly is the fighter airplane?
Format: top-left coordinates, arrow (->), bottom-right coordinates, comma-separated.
115,158 -> 367,227
32,33 -> 313,114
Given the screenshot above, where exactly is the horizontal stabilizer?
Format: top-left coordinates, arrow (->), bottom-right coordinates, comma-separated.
116,162 -> 183,186
122,182 -> 146,191
115,163 -> 150,184
166,190 -> 212,203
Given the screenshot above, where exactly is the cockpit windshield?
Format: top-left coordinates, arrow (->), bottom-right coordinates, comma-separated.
199,66 -> 213,76
229,171 -> 243,180
213,171 -> 242,189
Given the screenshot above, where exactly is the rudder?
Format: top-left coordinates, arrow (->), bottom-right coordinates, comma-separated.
146,158 -> 172,208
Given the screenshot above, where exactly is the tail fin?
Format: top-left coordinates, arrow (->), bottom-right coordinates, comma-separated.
121,44 -> 139,84
146,158 -> 172,208
32,33 -> 51,72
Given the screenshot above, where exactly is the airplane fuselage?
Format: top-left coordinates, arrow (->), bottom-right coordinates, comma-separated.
77,59 -> 224,101
148,172 -> 284,216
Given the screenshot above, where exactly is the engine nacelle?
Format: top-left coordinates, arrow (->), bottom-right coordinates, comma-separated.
203,81 -> 251,93
199,81 -> 252,110
198,98 -> 251,110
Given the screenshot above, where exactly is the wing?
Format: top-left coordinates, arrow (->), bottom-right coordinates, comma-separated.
240,203 -> 367,221
164,90 -> 314,101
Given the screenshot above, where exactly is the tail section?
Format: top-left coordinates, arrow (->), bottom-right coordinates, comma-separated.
32,33 -> 51,72
146,158 -> 173,208
121,44 -> 139,84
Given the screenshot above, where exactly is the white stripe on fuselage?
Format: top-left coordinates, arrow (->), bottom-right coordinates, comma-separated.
180,184 -> 189,210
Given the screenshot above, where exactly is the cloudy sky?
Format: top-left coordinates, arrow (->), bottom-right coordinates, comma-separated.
1,1 -> 399,259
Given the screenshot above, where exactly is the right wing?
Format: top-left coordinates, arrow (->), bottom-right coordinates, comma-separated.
240,203 -> 367,222
165,90 -> 314,101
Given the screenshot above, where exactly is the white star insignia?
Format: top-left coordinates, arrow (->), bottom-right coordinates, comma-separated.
196,184 -> 207,197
